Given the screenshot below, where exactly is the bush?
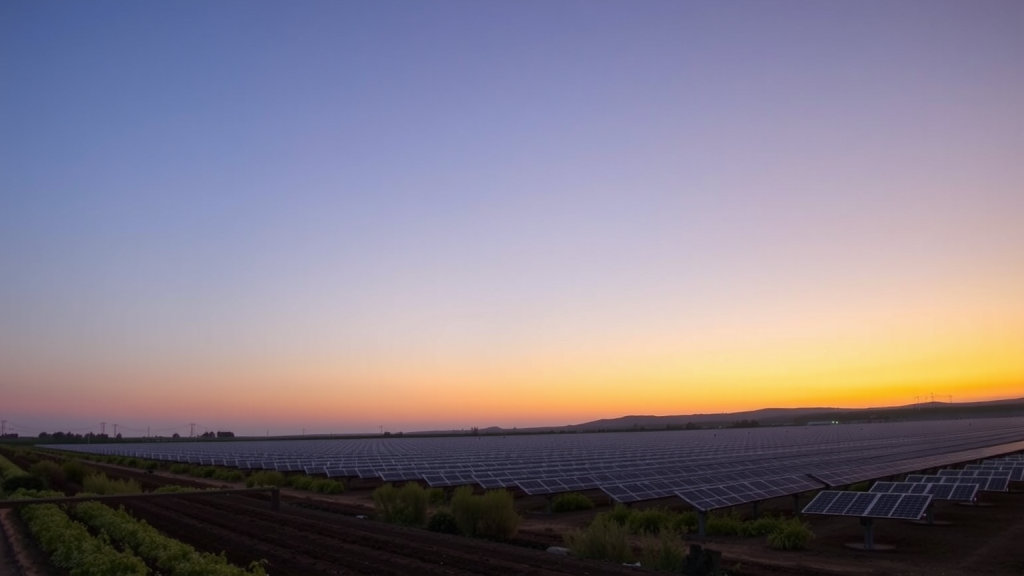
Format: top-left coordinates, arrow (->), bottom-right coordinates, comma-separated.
603,503 -> 634,526
169,464 -> 190,474
426,510 -> 460,534
189,466 -> 217,478
29,461 -> 64,489
766,519 -> 814,550
61,460 -> 88,485
245,471 -> 286,488
669,510 -> 699,534
565,516 -> 633,563
427,487 -> 446,506
450,487 -> 520,540
627,507 -> 673,535
83,473 -> 142,495
743,515 -> 786,537
143,461 -> 160,471
287,475 -> 314,490
373,483 -> 429,526
551,492 -> 594,513
639,532 -> 686,572
706,511 -> 745,537
310,479 -> 345,494
213,469 -> 246,482
3,475 -> 45,493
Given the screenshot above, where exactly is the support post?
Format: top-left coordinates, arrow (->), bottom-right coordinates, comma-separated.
793,493 -> 801,514
697,511 -> 707,537
860,517 -> 874,550
751,500 -> 760,518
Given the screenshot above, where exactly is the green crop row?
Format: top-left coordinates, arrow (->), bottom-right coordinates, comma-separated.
0,454 -> 27,480
20,502 -> 148,576
72,501 -> 266,576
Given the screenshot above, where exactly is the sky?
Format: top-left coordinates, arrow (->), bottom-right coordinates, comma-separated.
1,1 -> 1022,437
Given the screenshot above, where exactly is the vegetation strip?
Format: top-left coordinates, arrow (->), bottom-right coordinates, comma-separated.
72,501 -> 267,576
19,501 -> 148,575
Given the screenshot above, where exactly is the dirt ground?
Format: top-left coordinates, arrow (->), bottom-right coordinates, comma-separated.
2,455 -> 1023,576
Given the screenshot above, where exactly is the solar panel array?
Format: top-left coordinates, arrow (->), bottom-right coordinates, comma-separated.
802,490 -> 932,519
50,417 -> 1024,512
869,481 -> 978,501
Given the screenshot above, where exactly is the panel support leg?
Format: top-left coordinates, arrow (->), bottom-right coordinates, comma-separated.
793,493 -> 801,514
751,500 -> 760,518
860,517 -> 874,550
697,511 -> 707,537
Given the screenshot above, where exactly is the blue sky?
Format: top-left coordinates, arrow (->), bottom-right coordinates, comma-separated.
1,1 -> 1022,436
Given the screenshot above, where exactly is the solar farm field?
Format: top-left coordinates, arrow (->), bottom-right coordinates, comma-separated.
54,417 -> 1024,510
29,417 -> 1024,575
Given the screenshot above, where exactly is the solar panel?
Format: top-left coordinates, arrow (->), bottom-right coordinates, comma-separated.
870,482 -> 896,493
803,491 -> 932,519
890,494 -> 931,519
865,493 -> 901,516
984,477 -> 1010,492
823,492 -> 860,515
947,483 -> 978,501
802,491 -> 841,514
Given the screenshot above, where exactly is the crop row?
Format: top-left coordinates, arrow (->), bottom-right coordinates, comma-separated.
72,501 -> 266,576
19,499 -> 149,576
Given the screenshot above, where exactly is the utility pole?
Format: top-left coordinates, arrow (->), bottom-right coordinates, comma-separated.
147,426 -> 150,438
190,422 -> 196,438
112,424 -> 119,437
100,422 -> 106,435
1,420 -> 6,436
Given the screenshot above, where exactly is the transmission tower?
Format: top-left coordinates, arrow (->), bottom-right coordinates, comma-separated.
100,422 -> 106,435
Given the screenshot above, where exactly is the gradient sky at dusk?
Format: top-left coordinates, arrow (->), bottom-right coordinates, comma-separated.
2,1 -> 1022,437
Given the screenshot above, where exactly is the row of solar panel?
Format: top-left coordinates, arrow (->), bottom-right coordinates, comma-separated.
802,491 -> 932,519
869,481 -> 978,501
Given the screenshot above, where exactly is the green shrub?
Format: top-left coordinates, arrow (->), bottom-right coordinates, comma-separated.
706,511 -> 745,536
245,471 -> 286,488
626,507 -> 672,535
766,519 -> 814,550
373,483 -> 429,526
427,487 -> 446,506
153,485 -> 199,493
189,466 -> 217,478
29,461 -> 64,488
3,475 -> 45,493
669,510 -> 699,534
639,532 -> 686,572
143,461 -> 159,471
83,473 -> 142,495
61,460 -> 88,485
849,481 -> 870,492
743,515 -> 785,537
603,503 -> 634,526
310,479 -> 345,494
169,464 -> 190,474
426,510 -> 460,534
564,516 -> 633,563
551,492 -> 594,513
287,475 -> 314,490
450,487 -> 520,540
213,469 -> 245,482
